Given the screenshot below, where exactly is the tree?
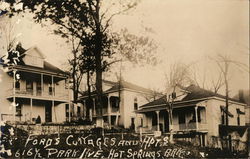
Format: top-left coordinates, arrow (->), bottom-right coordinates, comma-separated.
0,13 -> 24,123
112,28 -> 158,67
0,14 -> 22,54
211,54 -> 249,126
144,88 -> 162,103
210,72 -> 224,94
164,62 -> 192,143
3,0 -> 139,125
189,63 -> 224,94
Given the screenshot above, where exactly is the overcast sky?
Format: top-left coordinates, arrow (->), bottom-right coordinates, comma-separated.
0,0 -> 249,96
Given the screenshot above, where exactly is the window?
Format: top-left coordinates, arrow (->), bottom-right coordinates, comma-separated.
134,97 -> 138,110
236,108 -> 245,126
221,108 -> 225,125
65,104 -> 69,120
179,113 -> 186,124
26,80 -> 33,94
134,103 -> 138,110
48,83 -> 54,96
15,81 -> 20,90
131,118 -> 135,129
220,106 -> 234,125
197,108 -> 201,122
65,104 -> 73,121
110,96 -> 119,108
37,82 -> 42,95
16,103 -> 22,116
77,106 -> 81,116
237,115 -> 240,126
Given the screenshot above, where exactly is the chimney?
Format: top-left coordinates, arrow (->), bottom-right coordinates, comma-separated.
239,90 -> 245,103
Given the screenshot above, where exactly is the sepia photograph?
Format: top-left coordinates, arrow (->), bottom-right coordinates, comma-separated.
0,0 -> 249,158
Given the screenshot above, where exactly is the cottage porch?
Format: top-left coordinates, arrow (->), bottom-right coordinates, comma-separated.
136,101 -> 208,134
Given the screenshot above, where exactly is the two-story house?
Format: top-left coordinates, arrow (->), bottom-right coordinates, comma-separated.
79,80 -> 157,129
0,45 -> 70,123
136,85 -> 248,150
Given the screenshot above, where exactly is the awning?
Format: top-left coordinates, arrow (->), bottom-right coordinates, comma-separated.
219,125 -> 248,137
236,108 -> 245,115
220,106 -> 234,118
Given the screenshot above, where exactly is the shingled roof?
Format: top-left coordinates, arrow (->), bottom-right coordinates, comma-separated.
140,84 -> 244,109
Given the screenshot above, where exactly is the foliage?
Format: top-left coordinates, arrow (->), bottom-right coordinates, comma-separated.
2,0 -> 158,121
112,28 -> 158,66
165,62 -> 193,89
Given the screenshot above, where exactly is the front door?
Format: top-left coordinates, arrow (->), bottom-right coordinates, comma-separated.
131,118 -> 135,130
152,112 -> 157,129
162,111 -> 169,132
45,103 -> 52,122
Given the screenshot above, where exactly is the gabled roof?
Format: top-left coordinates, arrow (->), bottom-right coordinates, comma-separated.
105,80 -> 153,94
23,46 -> 46,59
140,85 -> 245,109
183,85 -> 242,103
15,45 -> 66,75
79,80 -> 154,98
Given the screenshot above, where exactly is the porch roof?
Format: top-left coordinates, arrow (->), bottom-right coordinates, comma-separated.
136,99 -> 205,113
139,85 -> 245,110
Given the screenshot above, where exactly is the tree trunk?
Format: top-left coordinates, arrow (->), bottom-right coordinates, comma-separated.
94,18 -> 103,127
225,78 -> 229,126
224,61 -> 229,126
169,87 -> 176,143
86,68 -> 91,120
95,53 -> 103,126
72,50 -> 78,103
169,105 -> 174,143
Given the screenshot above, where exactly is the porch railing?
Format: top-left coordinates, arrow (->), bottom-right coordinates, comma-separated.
1,114 -> 13,121
139,125 -> 158,133
103,108 -> 108,114
5,89 -> 68,101
173,122 -> 208,131
111,107 -> 119,113
93,107 -> 120,117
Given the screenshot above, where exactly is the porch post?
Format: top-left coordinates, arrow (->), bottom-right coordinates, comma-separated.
67,79 -> 71,122
108,96 -> 111,126
53,100 -> 57,122
30,98 -> 33,122
88,99 -> 92,121
13,69 -> 16,122
156,110 -> 160,131
41,73 -> 43,96
195,106 -> 199,130
93,99 -> 96,117
52,75 -> 54,96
